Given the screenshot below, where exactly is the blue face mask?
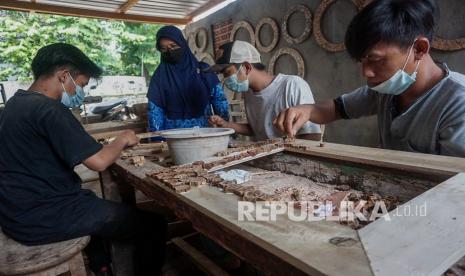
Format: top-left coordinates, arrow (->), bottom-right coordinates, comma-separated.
369,42 -> 421,95
61,73 -> 85,108
224,65 -> 249,93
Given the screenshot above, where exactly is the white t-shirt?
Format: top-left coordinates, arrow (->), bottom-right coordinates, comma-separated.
244,74 -> 321,141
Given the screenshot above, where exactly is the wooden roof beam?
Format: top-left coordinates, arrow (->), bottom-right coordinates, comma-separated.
117,0 -> 139,14
0,0 -> 192,25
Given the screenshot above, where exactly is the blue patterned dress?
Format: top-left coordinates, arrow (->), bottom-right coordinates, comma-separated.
148,83 -> 229,131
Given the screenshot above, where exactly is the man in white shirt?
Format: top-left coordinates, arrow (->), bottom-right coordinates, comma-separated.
206,40 -> 321,141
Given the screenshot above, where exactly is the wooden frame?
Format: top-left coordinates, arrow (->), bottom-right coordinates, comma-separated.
109,138 -> 465,275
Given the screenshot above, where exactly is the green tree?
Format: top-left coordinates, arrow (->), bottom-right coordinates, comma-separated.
118,22 -> 162,78
0,10 -> 162,82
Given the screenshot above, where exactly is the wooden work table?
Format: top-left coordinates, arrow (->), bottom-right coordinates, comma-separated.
108,139 -> 465,276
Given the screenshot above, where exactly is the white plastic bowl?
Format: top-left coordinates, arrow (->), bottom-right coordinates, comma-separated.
161,128 -> 235,165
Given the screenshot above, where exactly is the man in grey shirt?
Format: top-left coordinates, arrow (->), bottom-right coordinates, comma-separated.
206,40 -> 321,141
274,0 -> 465,157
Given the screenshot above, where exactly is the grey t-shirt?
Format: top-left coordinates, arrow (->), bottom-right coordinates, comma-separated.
245,74 -> 321,141
341,63 -> 465,157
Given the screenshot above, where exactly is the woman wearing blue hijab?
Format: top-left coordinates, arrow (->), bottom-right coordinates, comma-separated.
147,25 -> 229,131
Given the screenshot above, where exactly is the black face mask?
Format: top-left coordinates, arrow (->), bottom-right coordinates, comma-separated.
161,48 -> 184,64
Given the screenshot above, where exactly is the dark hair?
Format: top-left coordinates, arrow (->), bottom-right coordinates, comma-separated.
252,63 -> 266,71
234,63 -> 267,71
345,0 -> 439,61
31,43 -> 102,80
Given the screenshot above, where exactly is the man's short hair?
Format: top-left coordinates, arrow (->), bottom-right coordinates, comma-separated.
233,63 -> 267,71
252,63 -> 266,71
31,43 -> 102,80
345,0 -> 439,61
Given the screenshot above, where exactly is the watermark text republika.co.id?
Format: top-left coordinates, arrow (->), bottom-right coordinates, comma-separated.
237,200 -> 427,222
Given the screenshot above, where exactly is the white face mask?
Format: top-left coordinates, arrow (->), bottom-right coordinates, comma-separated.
369,41 -> 421,95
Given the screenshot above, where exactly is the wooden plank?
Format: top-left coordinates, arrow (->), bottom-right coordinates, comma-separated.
228,100 -> 243,105
172,237 -> 230,276
359,173 -> 465,276
0,0 -> 191,25
111,159 -> 373,276
287,139 -> 465,179
117,0 -> 139,13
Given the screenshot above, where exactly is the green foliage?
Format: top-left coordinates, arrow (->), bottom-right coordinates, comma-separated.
0,10 -> 161,82
118,22 -> 162,78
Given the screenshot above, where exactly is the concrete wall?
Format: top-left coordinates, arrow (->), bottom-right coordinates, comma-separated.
186,0 -> 465,148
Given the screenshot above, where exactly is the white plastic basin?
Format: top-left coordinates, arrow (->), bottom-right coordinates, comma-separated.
161,128 -> 235,165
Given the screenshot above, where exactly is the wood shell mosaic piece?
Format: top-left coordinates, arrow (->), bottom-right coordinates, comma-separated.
194,27 -> 208,52
197,52 -> 215,65
230,20 -> 256,46
267,47 -> 305,78
281,4 -> 313,45
187,32 -> 197,53
255,17 -> 280,53
432,37 -> 465,51
313,0 -> 366,52
147,139 -> 285,193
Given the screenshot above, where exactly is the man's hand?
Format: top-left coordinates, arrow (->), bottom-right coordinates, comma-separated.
208,115 -> 228,128
118,130 -> 140,147
84,130 -> 140,172
273,105 -> 312,137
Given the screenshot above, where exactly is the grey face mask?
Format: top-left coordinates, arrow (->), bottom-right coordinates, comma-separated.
223,65 -> 249,93
61,73 -> 85,107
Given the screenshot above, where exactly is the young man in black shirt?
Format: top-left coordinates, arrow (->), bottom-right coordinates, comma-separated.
0,43 -> 166,275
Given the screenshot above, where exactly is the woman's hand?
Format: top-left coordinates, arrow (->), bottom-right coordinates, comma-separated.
208,115 -> 228,128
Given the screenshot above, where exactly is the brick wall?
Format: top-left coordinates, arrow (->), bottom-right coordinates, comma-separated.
211,19 -> 233,59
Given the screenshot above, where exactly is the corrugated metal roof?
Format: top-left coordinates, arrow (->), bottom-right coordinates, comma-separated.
0,0 -> 227,24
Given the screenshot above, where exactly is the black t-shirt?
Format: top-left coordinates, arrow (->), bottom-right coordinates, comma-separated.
0,90 -> 103,243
